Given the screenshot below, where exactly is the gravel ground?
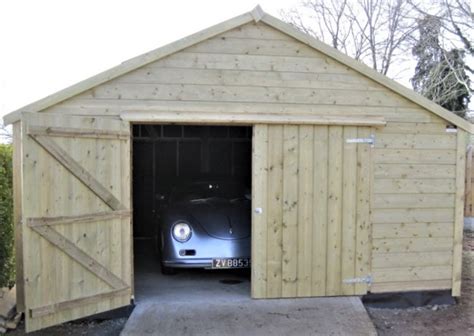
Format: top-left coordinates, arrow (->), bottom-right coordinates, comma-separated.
8,318 -> 127,336
368,231 -> 474,336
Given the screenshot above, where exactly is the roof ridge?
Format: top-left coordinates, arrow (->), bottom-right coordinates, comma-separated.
250,5 -> 264,22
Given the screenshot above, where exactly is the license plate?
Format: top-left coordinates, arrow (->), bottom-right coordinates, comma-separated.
212,258 -> 250,269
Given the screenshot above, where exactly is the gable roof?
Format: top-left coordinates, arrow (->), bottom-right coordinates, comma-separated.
3,6 -> 473,133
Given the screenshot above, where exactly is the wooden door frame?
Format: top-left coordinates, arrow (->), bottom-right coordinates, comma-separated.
126,116 -> 383,301
128,121 -> 256,300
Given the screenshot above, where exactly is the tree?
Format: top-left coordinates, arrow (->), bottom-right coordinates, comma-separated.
0,122 -> 12,143
409,0 -> 473,56
411,15 -> 443,93
442,0 -> 473,55
281,0 -> 417,77
411,15 -> 471,117
0,144 -> 14,288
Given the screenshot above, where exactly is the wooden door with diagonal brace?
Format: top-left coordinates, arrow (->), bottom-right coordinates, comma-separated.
19,113 -> 132,332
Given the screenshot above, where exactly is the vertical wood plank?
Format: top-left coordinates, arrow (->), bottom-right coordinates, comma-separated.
266,125 -> 283,298
297,126 -> 314,297
113,120 -> 131,310
73,132 -> 95,320
21,118 -> 43,331
452,130 -> 467,296
98,134 -> 110,313
123,127 -> 132,302
59,128 -> 74,324
71,135 -> 89,322
251,125 -> 268,298
13,122 -> 25,312
471,148 -> 474,217
282,125 -> 299,297
41,129 -> 55,328
312,125 -> 328,296
464,145 -> 472,216
471,147 -> 474,217
326,126 -> 343,295
107,127 -> 119,311
128,123 -> 135,299
341,126 -> 358,295
355,127 -> 372,294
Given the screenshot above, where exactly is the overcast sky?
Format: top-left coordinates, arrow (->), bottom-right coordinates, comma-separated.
0,0 -> 301,121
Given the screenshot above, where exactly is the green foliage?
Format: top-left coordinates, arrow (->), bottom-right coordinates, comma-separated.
412,15 -> 471,118
0,144 -> 14,288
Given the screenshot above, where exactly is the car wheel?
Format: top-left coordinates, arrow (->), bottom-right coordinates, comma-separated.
161,263 -> 177,275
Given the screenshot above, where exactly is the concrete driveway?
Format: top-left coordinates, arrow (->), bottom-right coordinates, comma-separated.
122,243 -> 376,335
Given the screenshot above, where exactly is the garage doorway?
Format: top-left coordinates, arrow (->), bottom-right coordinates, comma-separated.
132,124 -> 252,302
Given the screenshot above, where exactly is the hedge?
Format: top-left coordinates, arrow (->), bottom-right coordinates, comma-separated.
0,144 -> 14,288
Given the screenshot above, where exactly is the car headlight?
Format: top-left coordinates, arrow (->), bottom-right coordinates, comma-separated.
172,222 -> 192,242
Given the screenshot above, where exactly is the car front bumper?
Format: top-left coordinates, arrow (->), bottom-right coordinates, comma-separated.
161,234 -> 251,269
162,258 -> 214,269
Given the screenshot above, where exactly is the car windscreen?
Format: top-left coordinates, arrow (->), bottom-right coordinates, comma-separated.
170,182 -> 249,203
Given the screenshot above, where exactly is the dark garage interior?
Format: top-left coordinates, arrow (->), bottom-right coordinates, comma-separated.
132,124 -> 252,301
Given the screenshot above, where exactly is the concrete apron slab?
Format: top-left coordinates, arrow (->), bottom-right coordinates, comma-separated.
121,296 -> 376,336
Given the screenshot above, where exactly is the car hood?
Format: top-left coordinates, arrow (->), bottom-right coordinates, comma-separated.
173,200 -> 250,240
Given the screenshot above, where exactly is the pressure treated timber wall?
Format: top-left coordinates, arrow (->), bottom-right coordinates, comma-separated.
252,125 -> 372,298
39,22 -> 462,294
19,113 -> 132,332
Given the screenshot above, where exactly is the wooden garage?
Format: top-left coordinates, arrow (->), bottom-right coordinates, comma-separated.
3,6 -> 473,332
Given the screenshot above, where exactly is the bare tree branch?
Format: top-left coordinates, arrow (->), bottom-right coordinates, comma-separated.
281,0 -> 417,76
0,122 -> 12,143
409,0 -> 473,54
411,14 -> 471,117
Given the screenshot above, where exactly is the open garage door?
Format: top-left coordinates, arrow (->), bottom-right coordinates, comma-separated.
18,113 -> 132,332
252,125 -> 373,298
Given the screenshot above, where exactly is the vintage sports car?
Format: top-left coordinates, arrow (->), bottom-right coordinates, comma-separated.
158,180 -> 251,274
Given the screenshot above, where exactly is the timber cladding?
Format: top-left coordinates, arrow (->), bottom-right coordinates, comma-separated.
252,125 -> 372,298
39,21 -> 462,295
19,113 -> 132,332
4,7 -> 470,333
